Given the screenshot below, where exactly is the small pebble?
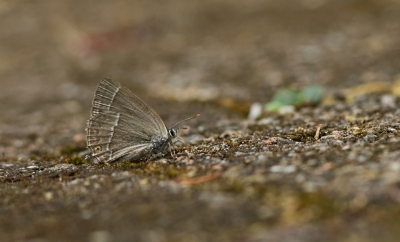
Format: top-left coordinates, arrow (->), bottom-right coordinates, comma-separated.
278,105 -> 295,115
27,165 -> 39,170
381,95 -> 395,108
270,165 -> 297,173
363,134 -> 377,142
248,102 -> 263,120
89,230 -> 112,242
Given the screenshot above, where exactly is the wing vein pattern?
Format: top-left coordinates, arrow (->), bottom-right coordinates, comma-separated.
86,78 -> 170,163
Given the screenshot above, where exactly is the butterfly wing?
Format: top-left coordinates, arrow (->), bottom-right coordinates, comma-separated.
86,78 -> 169,163
90,78 -> 168,135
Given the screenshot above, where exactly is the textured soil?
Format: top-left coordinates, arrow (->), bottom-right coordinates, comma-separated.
1,1 -> 400,242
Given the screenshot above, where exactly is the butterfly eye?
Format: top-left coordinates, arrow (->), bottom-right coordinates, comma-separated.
169,129 -> 177,137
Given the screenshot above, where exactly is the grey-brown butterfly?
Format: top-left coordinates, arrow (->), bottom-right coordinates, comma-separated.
86,78 -> 199,163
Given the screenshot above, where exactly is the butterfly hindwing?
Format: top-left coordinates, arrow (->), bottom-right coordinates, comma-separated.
87,110 -> 159,162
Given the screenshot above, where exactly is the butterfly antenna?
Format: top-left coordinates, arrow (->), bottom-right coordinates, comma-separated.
171,114 -> 200,130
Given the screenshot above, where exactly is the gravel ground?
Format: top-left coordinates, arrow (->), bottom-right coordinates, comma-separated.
1,1 -> 400,241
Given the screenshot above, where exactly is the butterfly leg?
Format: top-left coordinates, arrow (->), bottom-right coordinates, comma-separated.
168,141 -> 177,159
173,136 -> 185,145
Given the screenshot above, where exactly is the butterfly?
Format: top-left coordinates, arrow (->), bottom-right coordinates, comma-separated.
86,78 -> 198,163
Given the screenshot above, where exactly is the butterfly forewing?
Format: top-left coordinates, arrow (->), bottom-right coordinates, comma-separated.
86,78 -> 170,163
91,78 -> 168,135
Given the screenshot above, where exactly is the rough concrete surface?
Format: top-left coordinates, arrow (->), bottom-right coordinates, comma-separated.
1,1 -> 400,241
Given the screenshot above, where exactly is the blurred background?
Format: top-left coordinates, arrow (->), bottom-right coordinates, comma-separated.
1,0 -> 400,155
2,1 -> 400,242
